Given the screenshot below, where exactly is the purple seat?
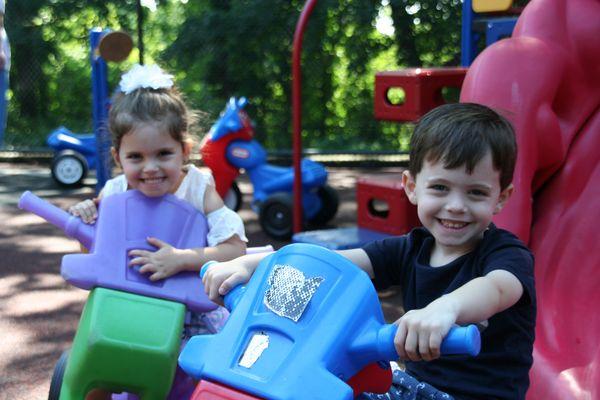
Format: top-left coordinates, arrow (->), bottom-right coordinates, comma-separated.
61,190 -> 217,313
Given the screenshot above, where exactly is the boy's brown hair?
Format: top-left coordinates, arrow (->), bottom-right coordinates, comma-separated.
408,103 -> 517,189
109,87 -> 197,151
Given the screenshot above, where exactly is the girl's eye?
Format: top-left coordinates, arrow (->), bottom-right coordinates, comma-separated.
159,150 -> 174,157
127,153 -> 142,160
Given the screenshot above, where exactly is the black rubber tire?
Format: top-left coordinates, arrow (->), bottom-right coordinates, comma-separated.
309,185 -> 339,226
51,150 -> 88,187
223,181 -> 243,212
259,193 -> 294,240
48,350 -> 69,400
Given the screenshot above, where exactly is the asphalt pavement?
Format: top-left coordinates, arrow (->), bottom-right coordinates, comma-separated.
0,162 -> 403,399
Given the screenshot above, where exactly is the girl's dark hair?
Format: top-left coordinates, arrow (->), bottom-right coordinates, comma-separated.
408,103 -> 517,189
108,86 -> 197,151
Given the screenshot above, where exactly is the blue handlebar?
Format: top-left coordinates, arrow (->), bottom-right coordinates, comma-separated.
200,261 -> 246,311
377,323 -> 480,359
200,262 -> 481,358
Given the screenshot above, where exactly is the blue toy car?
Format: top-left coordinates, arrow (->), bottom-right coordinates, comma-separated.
47,126 -> 97,187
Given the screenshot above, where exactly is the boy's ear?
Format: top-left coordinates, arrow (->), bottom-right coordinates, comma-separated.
494,183 -> 514,214
402,170 -> 418,205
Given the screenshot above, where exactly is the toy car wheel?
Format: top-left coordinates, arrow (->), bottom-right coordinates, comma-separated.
309,184 -> 339,225
51,151 -> 88,187
48,350 -> 69,400
259,193 -> 293,240
223,181 -> 242,212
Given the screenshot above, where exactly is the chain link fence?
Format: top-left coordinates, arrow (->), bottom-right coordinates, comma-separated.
2,4 -> 98,151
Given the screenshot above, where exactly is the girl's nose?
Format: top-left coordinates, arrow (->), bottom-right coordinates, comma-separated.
143,160 -> 159,173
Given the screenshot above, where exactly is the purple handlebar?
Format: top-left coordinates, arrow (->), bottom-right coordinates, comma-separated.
18,191 -> 95,250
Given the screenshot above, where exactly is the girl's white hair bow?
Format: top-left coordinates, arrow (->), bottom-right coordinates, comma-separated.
119,64 -> 174,94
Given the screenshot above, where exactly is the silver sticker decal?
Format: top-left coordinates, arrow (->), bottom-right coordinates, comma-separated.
263,265 -> 324,322
239,332 -> 270,368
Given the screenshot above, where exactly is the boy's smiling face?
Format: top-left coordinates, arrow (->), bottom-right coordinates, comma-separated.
403,151 -> 513,262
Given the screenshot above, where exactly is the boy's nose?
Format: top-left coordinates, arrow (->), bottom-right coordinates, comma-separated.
445,195 -> 467,213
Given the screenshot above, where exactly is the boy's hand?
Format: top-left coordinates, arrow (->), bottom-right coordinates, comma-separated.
394,297 -> 459,362
202,259 -> 253,304
129,237 -> 185,281
68,199 -> 99,224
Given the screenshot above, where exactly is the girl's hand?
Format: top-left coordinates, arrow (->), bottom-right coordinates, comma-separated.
394,297 -> 459,362
202,258 -> 253,304
128,237 -> 185,281
68,199 -> 99,224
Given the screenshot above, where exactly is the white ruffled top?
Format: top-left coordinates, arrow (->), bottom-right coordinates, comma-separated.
102,164 -> 248,247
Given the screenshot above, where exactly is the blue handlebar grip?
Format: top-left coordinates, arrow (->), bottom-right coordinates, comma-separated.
378,324 -> 481,360
440,324 -> 481,356
200,261 -> 246,312
199,261 -> 217,279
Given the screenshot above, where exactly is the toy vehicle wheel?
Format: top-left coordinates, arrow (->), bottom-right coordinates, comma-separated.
309,185 -> 339,225
48,349 -> 69,400
51,150 -> 88,187
223,181 -> 242,212
259,193 -> 293,240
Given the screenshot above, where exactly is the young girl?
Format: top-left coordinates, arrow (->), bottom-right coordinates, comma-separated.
68,64 -> 248,399
70,63 -> 247,278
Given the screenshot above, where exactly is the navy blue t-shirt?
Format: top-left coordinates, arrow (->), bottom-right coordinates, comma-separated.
363,224 -> 536,400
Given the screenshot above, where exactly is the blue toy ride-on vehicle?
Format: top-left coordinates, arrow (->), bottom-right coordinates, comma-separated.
47,126 -> 97,187
201,98 -> 339,240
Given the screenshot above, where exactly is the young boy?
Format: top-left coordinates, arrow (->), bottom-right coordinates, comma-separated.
202,103 -> 536,400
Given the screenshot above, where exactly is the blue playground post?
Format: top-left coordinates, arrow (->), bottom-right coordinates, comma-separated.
90,28 -> 112,193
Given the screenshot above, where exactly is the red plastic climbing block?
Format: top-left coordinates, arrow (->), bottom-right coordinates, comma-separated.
374,67 -> 468,122
356,175 -> 419,236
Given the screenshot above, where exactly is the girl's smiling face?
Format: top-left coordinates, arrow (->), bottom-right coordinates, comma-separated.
113,123 -> 189,197
403,151 -> 513,261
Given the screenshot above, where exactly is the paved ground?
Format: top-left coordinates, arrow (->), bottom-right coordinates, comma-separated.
0,162 -> 404,399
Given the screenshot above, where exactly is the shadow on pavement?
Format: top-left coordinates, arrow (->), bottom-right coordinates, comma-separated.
0,162 -> 404,399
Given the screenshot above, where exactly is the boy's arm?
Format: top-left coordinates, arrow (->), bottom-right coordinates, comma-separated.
337,248 -> 375,278
443,269 -> 524,325
202,248 -> 375,304
395,269 -> 523,362
202,252 -> 271,303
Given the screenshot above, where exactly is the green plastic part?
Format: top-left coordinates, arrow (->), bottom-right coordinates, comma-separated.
59,288 -> 185,400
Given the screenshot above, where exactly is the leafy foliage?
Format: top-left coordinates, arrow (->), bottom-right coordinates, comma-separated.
5,0 -> 462,151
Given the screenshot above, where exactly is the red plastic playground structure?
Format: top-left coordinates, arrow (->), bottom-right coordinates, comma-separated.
290,0 -> 599,398
461,0 -> 600,397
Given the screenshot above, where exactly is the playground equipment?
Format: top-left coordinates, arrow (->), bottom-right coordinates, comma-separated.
180,243 -> 481,400
201,97 -> 339,240
288,1 -> 523,236
18,190 -> 215,399
459,0 -> 600,397
461,0 -> 523,66
47,126 -> 97,187
47,29 -> 132,190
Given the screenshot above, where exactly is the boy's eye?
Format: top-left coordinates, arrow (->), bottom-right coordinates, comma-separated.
469,189 -> 488,197
126,153 -> 142,160
159,150 -> 174,157
429,184 -> 447,192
